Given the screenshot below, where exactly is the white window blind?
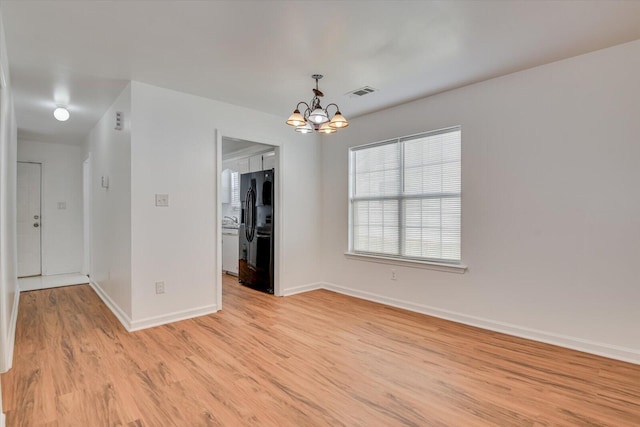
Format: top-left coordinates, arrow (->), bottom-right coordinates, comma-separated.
231,171 -> 240,211
349,126 -> 461,263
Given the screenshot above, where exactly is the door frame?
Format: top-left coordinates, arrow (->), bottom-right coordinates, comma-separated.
215,130 -> 283,310
0,56 -> 9,377
17,161 -> 44,277
82,155 -> 91,276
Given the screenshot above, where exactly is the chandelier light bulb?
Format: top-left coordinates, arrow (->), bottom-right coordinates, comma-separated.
286,109 -> 305,127
309,108 -> 329,124
53,107 -> 70,122
329,112 -> 349,129
319,122 -> 336,134
295,122 -> 314,134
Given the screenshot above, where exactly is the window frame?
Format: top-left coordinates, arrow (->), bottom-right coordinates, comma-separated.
347,126 -> 465,271
230,170 -> 241,212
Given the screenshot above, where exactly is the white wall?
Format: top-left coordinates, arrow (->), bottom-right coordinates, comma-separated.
0,6 -> 19,378
84,84 -> 132,320
17,140 -> 83,275
321,40 -> 640,363
129,81 -> 322,326
0,9 -> 18,425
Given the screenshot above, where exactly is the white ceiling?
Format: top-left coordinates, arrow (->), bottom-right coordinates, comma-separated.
221,137 -> 271,158
2,1 -> 640,145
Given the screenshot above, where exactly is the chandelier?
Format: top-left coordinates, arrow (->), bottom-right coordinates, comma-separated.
286,74 -> 349,134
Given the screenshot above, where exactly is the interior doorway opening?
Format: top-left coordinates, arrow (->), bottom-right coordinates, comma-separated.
217,135 -> 281,310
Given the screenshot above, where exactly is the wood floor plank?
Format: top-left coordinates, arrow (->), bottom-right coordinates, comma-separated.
2,277 -> 640,426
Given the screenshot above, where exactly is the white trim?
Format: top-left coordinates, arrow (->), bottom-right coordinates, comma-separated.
89,280 -> 132,331
18,273 -> 88,292
5,288 -> 19,371
82,155 -> 91,276
215,130 -> 223,311
91,280 -> 219,332
0,58 -> 6,89
280,282 -> 323,297
344,252 -> 467,273
273,145 -> 282,297
0,411 -> 5,427
215,130 -> 283,298
321,281 -> 640,365
129,304 -> 219,332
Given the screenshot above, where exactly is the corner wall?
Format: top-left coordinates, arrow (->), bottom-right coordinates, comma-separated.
0,8 -> 19,425
84,84 -> 132,323
320,40 -> 640,363
129,82 -> 322,327
0,6 -> 19,375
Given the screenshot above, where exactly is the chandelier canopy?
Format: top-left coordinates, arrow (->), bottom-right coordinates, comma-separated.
286,74 -> 349,134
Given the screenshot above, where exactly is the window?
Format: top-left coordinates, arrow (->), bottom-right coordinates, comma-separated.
231,171 -> 240,211
348,126 -> 461,263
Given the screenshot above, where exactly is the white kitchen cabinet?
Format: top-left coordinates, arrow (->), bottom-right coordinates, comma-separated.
249,154 -> 263,172
237,158 -> 250,174
222,231 -> 239,275
262,152 -> 276,170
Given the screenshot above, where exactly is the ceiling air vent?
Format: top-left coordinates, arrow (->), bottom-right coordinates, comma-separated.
347,86 -> 377,98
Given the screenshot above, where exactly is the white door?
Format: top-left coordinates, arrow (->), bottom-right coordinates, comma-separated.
17,162 -> 42,277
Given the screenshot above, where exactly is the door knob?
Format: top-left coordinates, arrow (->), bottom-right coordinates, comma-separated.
33,223 -> 39,228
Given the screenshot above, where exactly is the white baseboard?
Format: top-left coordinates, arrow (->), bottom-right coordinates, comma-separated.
89,281 -> 132,331
280,282 -> 323,297
19,273 -> 88,292
321,282 -> 640,365
129,304 -> 219,332
90,281 -> 218,332
5,288 -> 20,371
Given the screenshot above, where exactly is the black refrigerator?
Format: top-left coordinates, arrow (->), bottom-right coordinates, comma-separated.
239,169 -> 274,294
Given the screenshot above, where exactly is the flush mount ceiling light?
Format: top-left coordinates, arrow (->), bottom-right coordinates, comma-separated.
286,74 -> 348,134
53,106 -> 70,122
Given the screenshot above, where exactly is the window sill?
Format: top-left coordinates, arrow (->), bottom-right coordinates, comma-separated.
344,252 -> 467,274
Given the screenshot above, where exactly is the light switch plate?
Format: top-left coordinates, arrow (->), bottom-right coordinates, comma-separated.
155,194 -> 169,207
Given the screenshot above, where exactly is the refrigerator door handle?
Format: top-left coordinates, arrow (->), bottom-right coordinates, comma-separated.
245,187 -> 256,242
244,188 -> 252,241
250,187 -> 256,242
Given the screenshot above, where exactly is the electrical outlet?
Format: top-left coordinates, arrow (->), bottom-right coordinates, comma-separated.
391,269 -> 397,280
155,281 -> 165,294
155,194 -> 169,207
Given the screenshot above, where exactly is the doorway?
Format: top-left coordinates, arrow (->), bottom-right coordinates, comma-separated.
217,134 -> 281,308
17,161 -> 42,277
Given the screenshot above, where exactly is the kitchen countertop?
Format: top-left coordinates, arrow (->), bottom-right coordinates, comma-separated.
222,226 -> 239,235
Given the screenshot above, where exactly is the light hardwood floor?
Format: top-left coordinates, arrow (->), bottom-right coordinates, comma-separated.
2,275 -> 640,426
